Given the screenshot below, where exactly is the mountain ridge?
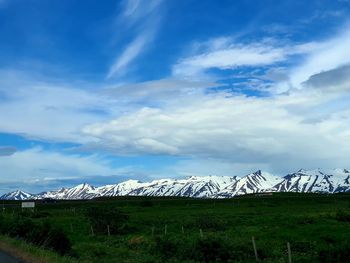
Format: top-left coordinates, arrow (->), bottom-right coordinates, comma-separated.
2,169 -> 350,200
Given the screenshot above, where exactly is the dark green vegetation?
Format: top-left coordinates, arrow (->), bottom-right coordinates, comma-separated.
0,193 -> 350,263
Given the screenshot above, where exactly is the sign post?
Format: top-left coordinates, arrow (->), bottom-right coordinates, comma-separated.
21,202 -> 35,212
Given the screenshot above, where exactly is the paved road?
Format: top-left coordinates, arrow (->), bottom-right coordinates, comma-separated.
0,250 -> 24,263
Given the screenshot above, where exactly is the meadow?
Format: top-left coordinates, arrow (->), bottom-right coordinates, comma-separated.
0,192 -> 350,263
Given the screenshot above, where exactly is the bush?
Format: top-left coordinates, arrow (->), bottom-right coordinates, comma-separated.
85,206 -> 129,235
194,216 -> 227,231
335,210 -> 350,222
317,242 -> 350,262
19,210 -> 51,219
192,236 -> 232,263
151,234 -> 253,263
8,217 -> 35,238
296,216 -> 315,225
152,236 -> 181,260
139,200 -> 154,207
44,226 -> 72,255
0,214 -> 72,255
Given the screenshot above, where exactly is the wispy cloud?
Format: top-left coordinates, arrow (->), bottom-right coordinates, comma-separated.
172,38 -> 315,80
107,32 -> 151,79
107,0 -> 163,79
121,0 -> 162,21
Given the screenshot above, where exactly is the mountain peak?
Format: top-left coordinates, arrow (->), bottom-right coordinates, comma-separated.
74,183 -> 94,189
0,190 -> 32,200
253,170 -> 262,176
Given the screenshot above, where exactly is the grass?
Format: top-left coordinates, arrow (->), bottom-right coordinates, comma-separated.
0,192 -> 350,262
0,234 -> 77,263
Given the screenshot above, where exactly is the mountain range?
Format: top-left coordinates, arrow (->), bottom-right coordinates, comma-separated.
1,169 -> 350,200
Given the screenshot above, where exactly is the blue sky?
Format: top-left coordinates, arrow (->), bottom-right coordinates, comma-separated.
1,0 -> 350,194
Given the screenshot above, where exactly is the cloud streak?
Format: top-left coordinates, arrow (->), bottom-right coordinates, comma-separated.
172,38 -> 315,79
107,0 -> 163,79
107,32 -> 151,78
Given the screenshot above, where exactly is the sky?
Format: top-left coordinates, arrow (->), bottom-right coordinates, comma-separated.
1,0 -> 350,194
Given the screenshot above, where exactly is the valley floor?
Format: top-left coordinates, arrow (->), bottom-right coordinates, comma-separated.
0,193 -> 349,262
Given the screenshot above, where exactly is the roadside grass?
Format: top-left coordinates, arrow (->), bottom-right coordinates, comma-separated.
0,234 -> 78,263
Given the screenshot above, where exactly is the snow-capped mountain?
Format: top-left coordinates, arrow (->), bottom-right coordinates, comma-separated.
97,180 -> 144,197
274,169 -> 350,193
0,190 -> 32,200
33,183 -> 97,200
216,170 -> 281,198
128,175 -> 236,198
1,169 -> 350,200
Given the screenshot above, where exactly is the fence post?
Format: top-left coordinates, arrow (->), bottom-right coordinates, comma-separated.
90,225 -> 94,236
182,225 -> 184,234
287,242 -> 292,263
107,225 -> 110,237
164,224 -> 167,235
252,236 -> 259,261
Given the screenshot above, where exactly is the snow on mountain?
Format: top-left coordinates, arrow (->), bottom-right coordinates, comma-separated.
216,170 -> 281,198
129,176 -> 236,198
34,187 -> 70,200
96,180 -> 144,197
274,168 -> 350,193
175,175 -> 237,198
0,190 -> 32,200
1,169 -> 350,200
34,183 -> 97,200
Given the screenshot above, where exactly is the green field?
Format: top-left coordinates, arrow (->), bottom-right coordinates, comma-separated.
1,193 -> 350,263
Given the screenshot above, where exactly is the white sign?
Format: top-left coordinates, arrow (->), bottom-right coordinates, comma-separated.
21,202 -> 35,208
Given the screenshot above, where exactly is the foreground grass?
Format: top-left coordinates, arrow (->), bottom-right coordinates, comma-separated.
1,193 -> 350,262
0,234 -> 78,263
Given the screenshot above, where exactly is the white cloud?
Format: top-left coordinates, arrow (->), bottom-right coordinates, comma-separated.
0,69 -> 120,142
0,70 -> 217,143
82,87 -> 350,173
2,22 -> 350,182
287,26 -> 350,89
260,26 -> 350,94
0,148 -> 120,183
172,38 -> 315,79
103,78 -> 218,104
